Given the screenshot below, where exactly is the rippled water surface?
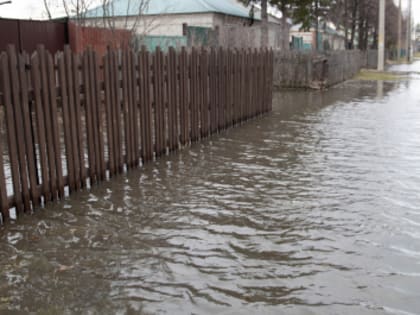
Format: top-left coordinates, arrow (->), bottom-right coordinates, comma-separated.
1,62 -> 420,314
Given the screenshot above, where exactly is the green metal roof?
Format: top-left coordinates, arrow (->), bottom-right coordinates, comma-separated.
85,0 -> 251,19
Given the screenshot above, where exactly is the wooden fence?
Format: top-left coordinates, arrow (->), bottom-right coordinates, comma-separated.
0,45 -> 273,223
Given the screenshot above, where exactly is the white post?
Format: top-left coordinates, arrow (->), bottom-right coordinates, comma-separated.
407,0 -> 412,62
378,0 -> 385,71
397,0 -> 402,60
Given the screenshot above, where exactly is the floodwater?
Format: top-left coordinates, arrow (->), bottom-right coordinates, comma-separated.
1,62 -> 420,315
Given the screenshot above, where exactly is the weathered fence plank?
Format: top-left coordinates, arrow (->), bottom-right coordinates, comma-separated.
112,51 -> 123,173
31,53 -> 50,201
200,48 -> 209,138
153,47 -> 166,157
58,53 -> 76,192
167,47 -> 178,152
47,52 -> 65,198
139,48 -> 153,163
72,54 -> 87,186
179,47 -> 189,145
0,46 -> 273,223
83,50 -> 96,184
64,47 -> 81,190
190,47 -> 199,142
104,50 -> 115,176
129,51 -> 140,166
209,48 -> 217,134
38,47 -> 58,201
122,50 -> 131,167
92,51 -> 106,180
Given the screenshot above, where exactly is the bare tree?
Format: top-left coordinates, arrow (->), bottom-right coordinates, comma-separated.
42,0 -> 152,31
43,0 -> 156,49
99,0 -> 156,43
43,0 -> 53,19
61,0 -> 98,25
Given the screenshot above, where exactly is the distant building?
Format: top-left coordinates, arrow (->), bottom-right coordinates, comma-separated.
290,23 -> 345,51
82,0 -> 290,50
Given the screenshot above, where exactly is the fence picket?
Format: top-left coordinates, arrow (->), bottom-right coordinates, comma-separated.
47,53 -> 65,198
82,50 -> 96,184
104,51 -> 115,176
139,48 -> 153,163
37,47 -> 58,200
179,47 -> 189,145
64,47 -> 81,190
200,48 -> 209,138
129,51 -> 139,166
92,51 -> 106,180
167,47 -> 178,152
209,48 -> 217,133
58,53 -> 76,192
17,53 -> 39,207
153,47 -> 166,157
30,53 -> 50,202
112,50 -> 121,172
122,50 -> 131,167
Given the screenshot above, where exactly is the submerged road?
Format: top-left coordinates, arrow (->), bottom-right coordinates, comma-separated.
1,61 -> 420,314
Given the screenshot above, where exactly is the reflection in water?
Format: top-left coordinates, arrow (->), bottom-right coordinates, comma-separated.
1,65 -> 420,314
376,80 -> 384,99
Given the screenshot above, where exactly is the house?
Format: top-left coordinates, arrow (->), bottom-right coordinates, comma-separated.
290,23 -> 345,51
82,0 -> 290,50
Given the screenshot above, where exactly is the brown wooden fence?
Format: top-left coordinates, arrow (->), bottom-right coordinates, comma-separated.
0,45 -> 273,223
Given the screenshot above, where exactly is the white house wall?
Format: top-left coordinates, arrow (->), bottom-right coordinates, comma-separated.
85,13 -> 215,36
83,12 -> 289,49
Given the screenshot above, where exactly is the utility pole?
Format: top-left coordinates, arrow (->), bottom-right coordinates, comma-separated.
406,0 -> 412,62
378,0 -> 385,71
397,0 -> 402,60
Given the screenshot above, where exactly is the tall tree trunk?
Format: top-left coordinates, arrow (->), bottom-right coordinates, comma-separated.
261,0 -> 269,47
350,0 -> 359,49
280,3 -> 288,50
315,0 -> 319,51
344,0 -> 348,49
358,1 -> 365,50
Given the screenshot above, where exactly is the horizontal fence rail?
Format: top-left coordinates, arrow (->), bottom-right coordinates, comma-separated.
0,45 -> 273,223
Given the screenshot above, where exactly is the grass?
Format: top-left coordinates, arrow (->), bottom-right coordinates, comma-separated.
355,69 -> 408,81
387,58 -> 411,64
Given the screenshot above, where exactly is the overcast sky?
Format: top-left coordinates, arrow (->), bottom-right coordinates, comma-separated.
0,0 -> 419,22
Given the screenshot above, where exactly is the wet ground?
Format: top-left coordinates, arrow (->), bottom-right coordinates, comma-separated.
1,61 -> 420,314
